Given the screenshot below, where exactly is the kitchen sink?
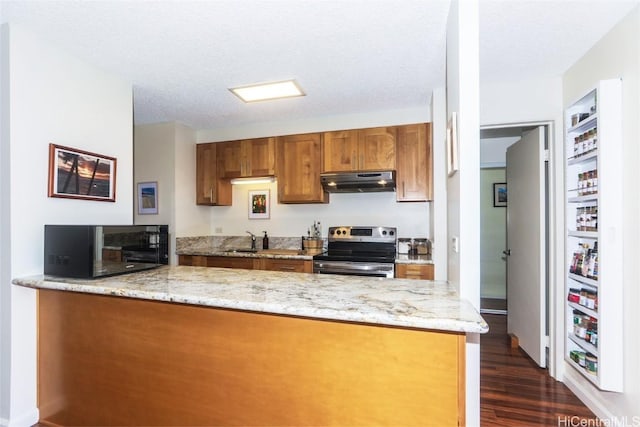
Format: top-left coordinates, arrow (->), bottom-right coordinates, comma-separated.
223,248 -> 258,253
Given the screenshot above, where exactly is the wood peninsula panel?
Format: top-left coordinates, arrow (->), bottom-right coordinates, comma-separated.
396,263 -> 435,280
37,289 -> 465,426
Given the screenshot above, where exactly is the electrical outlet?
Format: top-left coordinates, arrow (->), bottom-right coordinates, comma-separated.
215,227 -> 223,234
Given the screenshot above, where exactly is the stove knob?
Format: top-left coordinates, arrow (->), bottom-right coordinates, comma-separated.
389,230 -> 395,236
382,230 -> 387,236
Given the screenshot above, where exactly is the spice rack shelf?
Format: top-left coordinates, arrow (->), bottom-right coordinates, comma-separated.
568,273 -> 598,288
564,79 -> 623,392
568,302 -> 598,319
567,357 -> 599,387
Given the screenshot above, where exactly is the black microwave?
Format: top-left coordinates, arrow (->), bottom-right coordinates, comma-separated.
44,224 -> 169,278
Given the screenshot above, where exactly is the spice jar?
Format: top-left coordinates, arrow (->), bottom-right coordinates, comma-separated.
585,353 -> 598,374
413,238 -> 431,255
398,238 -> 412,254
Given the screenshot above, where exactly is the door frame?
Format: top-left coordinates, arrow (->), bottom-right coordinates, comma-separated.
480,120 -> 563,380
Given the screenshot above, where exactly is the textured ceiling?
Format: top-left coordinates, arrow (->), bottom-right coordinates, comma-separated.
1,0 -> 638,130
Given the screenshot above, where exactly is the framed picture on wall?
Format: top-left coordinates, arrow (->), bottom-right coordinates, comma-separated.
493,182 -> 507,207
48,143 -> 117,202
248,189 -> 270,219
137,181 -> 158,214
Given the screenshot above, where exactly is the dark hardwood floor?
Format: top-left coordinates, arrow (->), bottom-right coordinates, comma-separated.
481,314 -> 596,426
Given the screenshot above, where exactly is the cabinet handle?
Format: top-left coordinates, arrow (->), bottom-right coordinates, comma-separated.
360,154 -> 364,168
209,187 -> 213,202
279,266 -> 296,271
402,181 -> 406,198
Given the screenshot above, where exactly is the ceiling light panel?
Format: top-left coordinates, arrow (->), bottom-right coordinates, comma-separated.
230,80 -> 305,103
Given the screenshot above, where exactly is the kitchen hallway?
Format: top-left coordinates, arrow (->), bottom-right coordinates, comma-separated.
481,314 -> 596,426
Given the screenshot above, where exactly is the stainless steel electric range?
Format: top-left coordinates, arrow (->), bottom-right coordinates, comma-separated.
312,226 -> 397,278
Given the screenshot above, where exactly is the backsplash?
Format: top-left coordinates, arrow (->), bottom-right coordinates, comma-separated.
176,235 -> 325,252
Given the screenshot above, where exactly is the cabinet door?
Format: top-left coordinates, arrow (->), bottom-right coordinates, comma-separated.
247,137 -> 276,177
322,130 -> 359,172
395,264 -> 434,280
260,259 -> 312,273
358,127 -> 396,171
196,143 -> 231,206
277,134 -> 329,204
218,140 -> 244,179
178,255 -> 208,266
396,123 -> 432,201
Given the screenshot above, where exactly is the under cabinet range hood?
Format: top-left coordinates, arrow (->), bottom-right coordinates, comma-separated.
320,171 -> 396,193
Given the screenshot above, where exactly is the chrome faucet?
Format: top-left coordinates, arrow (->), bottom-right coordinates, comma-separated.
246,231 -> 257,250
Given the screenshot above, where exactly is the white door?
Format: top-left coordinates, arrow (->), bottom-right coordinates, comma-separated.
506,127 -> 547,367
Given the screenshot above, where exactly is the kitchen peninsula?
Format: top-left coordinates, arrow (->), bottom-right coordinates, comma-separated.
14,266 -> 487,426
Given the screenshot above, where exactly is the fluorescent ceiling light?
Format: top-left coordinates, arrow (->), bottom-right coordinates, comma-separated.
230,80 -> 305,103
230,177 -> 275,185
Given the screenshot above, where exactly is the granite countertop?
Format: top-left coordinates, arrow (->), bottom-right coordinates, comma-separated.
13,266 -> 487,334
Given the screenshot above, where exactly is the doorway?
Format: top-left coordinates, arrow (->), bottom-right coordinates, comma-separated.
480,123 -> 551,368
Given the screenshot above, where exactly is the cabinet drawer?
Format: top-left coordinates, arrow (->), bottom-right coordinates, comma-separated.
205,256 -> 257,270
395,264 -> 434,280
260,259 -> 312,273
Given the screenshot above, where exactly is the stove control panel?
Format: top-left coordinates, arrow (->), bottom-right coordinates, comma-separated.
327,226 -> 396,243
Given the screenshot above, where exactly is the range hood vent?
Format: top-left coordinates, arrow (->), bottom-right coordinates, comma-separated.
320,171 -> 396,193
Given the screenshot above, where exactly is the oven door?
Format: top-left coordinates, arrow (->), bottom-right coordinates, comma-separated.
313,260 -> 394,278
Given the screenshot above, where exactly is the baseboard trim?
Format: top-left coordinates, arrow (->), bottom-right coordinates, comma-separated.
2,407 -> 39,427
563,366 -> 617,423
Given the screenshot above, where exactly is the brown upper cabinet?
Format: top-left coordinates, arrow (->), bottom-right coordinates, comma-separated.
196,143 -> 231,206
218,137 -> 276,179
395,123 -> 433,202
277,133 -> 328,204
322,127 -> 396,172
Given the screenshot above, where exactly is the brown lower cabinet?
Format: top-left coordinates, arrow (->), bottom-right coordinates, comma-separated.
178,255 -> 311,273
37,289 -> 465,426
395,263 -> 435,280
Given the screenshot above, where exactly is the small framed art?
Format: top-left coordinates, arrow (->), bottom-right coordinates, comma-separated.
248,189 -> 270,219
138,181 -> 158,215
493,182 -> 507,207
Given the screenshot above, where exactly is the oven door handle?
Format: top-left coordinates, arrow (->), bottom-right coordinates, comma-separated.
314,261 -> 394,274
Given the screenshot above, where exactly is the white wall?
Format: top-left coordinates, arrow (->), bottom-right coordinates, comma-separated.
446,1 -> 481,425
134,122 -> 175,227
207,181 -> 429,240
479,76 -> 565,381
561,6 -> 640,421
480,168 -> 506,299
135,121 -> 212,264
0,24 -> 133,426
194,107 -> 433,241
430,88 -> 448,280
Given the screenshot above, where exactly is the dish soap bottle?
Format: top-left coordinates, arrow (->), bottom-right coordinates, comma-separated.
262,231 -> 269,250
